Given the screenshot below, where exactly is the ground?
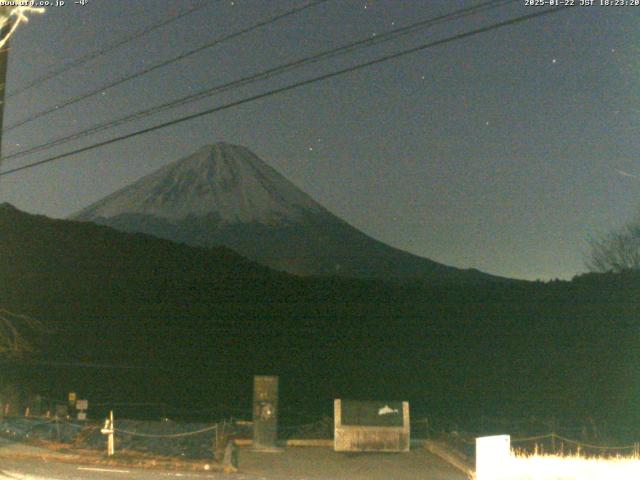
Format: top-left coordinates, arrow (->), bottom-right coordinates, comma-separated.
0,439 -> 469,479
238,446 -> 469,480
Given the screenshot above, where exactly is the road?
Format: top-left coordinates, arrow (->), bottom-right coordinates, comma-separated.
0,447 -> 469,479
0,458 -> 240,480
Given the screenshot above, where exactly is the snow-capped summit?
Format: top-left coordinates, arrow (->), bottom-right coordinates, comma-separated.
73,143 -> 499,282
73,143 -> 324,225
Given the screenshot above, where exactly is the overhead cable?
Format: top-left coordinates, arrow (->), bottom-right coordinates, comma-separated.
0,5 -> 572,178
3,0 -> 517,163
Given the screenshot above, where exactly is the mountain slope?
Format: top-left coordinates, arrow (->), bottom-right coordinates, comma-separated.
72,142 -> 499,282
73,143 -> 324,224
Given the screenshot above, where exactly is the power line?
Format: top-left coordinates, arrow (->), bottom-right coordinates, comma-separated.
4,1 -> 214,99
0,5 -> 572,178
2,0 -> 518,163
3,0 -> 330,133
5,359 -> 155,370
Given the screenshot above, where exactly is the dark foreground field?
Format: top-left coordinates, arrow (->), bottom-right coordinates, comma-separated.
3,205 -> 640,434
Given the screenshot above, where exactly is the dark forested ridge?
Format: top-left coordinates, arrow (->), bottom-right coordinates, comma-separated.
1,203 -> 639,431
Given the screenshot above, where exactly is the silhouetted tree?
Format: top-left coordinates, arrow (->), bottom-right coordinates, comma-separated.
587,219 -> 640,273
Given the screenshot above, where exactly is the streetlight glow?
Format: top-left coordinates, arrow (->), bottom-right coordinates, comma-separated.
0,6 -> 45,49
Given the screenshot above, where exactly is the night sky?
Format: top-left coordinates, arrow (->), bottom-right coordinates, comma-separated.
1,0 -> 638,280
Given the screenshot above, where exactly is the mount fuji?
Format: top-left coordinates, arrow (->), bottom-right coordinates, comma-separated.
72,143 -> 497,282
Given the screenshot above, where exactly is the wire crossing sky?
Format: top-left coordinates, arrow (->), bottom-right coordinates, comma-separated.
2,0 -> 639,281
3,0 -> 329,132
3,1 -> 214,99
1,0 -> 521,163
0,5 -> 571,177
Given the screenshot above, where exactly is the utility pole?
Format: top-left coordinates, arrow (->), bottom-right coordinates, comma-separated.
0,7 -> 13,164
0,6 -> 45,169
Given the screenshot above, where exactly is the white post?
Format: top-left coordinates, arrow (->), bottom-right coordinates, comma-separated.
101,410 -> 115,456
476,435 -> 511,480
108,410 -> 115,456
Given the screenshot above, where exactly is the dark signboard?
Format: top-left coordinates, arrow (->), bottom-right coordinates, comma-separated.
334,399 -> 410,452
340,399 -> 404,427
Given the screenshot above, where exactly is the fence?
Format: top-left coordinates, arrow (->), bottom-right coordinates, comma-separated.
418,414 -> 640,441
0,414 -> 243,460
510,432 -> 640,457
448,431 -> 640,455
0,409 -> 334,458
2,397 -> 639,460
